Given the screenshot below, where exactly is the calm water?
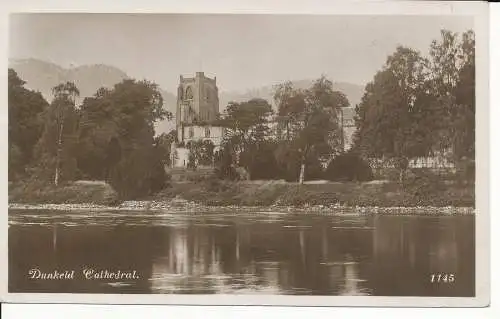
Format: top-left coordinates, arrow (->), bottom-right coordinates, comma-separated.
8,209 -> 475,296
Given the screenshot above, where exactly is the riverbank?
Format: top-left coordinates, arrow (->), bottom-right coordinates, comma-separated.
9,178 -> 474,210
149,179 -> 474,208
8,202 -> 474,216
9,180 -> 119,206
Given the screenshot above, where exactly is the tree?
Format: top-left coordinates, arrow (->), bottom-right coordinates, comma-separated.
185,140 -> 214,169
218,98 -> 273,175
429,30 -> 475,164
214,143 -> 238,180
77,87 -> 118,179
354,47 -> 430,184
98,79 -> 171,198
240,140 -> 282,180
108,147 -> 167,198
8,69 -> 49,180
77,80 -> 172,182
324,151 -> 373,182
52,82 -> 80,185
34,82 -> 80,185
154,130 -> 177,167
354,29 -> 475,184
199,140 -> 215,166
273,76 -> 343,183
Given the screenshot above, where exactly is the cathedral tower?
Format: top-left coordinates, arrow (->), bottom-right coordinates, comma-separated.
171,72 -> 224,168
176,72 -> 219,133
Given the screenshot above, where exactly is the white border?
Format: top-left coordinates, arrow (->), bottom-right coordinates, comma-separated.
0,0 -> 490,308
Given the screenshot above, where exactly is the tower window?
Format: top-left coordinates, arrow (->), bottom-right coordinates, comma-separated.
185,86 -> 193,100
205,127 -> 211,138
189,127 -> 194,138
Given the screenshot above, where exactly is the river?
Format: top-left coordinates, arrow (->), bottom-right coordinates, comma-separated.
8,208 -> 475,296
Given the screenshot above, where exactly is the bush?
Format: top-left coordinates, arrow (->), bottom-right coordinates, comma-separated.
108,148 -> 168,199
214,164 -> 238,181
304,156 -> 324,181
405,169 -> 446,201
324,152 -> 373,181
279,155 -> 325,182
247,150 -> 282,180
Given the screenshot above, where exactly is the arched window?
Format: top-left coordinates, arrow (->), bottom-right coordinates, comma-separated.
205,127 -> 211,138
189,127 -> 194,138
185,86 -> 193,100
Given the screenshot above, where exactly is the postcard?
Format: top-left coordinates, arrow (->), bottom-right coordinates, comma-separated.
1,0 -> 490,307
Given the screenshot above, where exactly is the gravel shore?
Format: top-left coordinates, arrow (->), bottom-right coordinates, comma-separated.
8,199 -> 475,216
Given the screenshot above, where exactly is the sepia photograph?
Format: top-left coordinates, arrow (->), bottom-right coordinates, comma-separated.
2,1 -> 490,307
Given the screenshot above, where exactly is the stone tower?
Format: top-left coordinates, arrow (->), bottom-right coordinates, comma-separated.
176,72 -> 219,131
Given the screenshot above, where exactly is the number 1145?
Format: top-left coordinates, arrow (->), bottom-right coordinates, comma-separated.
430,273 -> 455,283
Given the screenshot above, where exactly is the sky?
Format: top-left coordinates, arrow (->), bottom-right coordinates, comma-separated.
9,13 -> 473,93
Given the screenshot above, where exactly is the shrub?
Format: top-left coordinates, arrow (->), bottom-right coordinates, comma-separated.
405,169 -> 446,200
279,154 -> 325,182
214,164 -> 238,181
304,156 -> 324,181
108,148 -> 168,199
324,152 -> 373,181
246,150 -> 282,180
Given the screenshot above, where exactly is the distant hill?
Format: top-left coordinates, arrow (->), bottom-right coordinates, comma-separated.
9,58 -> 129,103
8,58 -> 176,135
9,59 -> 364,135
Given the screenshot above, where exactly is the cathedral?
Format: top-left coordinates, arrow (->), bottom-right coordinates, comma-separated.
170,72 -> 224,168
169,72 -> 357,169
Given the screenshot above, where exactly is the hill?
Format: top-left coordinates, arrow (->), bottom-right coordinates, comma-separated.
8,59 -> 364,135
8,58 -> 176,134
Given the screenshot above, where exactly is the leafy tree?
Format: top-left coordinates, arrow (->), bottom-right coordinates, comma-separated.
240,140 -> 282,180
77,87 -> 117,179
354,47 -> 430,184
8,69 -> 49,180
429,30 -> 475,164
154,130 -> 177,167
107,80 -> 170,197
199,140 -> 215,166
354,29 -> 475,184
8,144 -> 24,181
324,151 -> 373,181
273,81 -> 304,140
273,76 -> 343,183
185,139 -> 215,169
108,146 -> 167,199
219,98 -> 273,175
273,141 -> 324,182
77,80 -> 172,180
34,82 -> 80,185
214,143 -> 238,180
76,79 -> 172,198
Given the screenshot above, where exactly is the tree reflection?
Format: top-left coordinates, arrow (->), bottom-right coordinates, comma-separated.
9,211 -> 474,296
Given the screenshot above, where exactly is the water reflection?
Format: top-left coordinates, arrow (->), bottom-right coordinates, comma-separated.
8,210 -> 474,296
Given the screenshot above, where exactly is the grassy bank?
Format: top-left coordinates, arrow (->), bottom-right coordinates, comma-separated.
9,178 -> 474,208
151,179 -> 474,208
9,180 -> 119,206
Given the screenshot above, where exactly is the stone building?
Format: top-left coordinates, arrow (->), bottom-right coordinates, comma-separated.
171,72 -> 225,168
337,106 -> 356,152
170,72 -> 358,168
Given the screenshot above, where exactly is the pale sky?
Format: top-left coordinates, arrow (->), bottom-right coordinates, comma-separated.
9,13 -> 473,92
